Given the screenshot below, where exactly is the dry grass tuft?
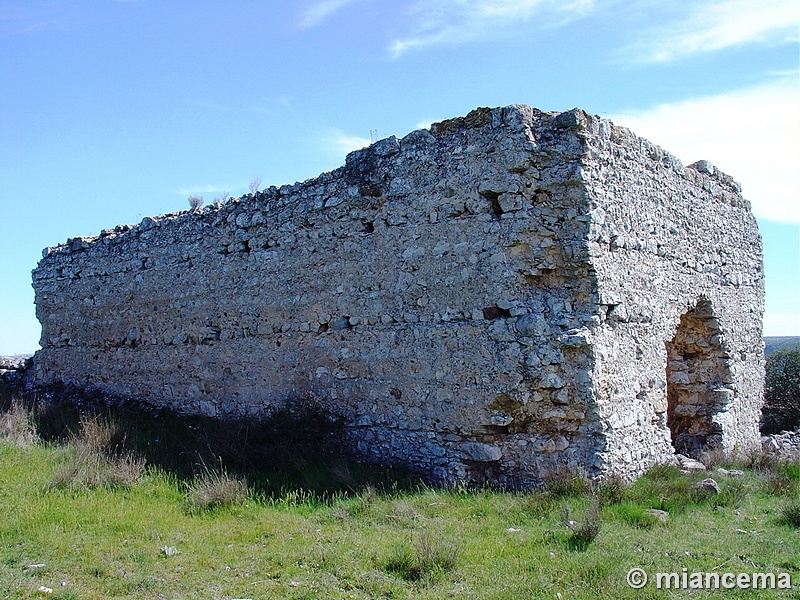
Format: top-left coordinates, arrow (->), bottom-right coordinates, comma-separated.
389,499 -> 420,522
562,496 -> 602,550
385,533 -> 460,581
543,466 -> 592,498
79,415 -> 128,455
50,439 -> 145,491
1,401 -> 38,448
187,462 -> 248,510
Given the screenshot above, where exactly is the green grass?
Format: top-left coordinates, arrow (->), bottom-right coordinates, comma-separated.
1,441 -> 799,599
1,396 -> 799,598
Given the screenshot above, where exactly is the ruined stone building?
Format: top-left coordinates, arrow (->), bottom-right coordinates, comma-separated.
28,105 -> 765,485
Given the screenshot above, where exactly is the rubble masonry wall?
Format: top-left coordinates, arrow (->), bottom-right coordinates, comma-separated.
28,105 -> 764,484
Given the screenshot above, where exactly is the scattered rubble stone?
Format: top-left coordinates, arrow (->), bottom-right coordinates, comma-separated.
716,468 -> 744,477
693,478 -> 722,494
761,430 -> 800,461
676,454 -> 707,471
647,509 -> 669,523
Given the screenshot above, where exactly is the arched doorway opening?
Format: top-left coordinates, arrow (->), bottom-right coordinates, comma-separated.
665,299 -> 733,456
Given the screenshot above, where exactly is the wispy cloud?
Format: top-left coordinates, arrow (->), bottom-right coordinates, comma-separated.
0,6 -> 49,36
321,128 -> 372,157
611,74 -> 800,225
389,0 -> 595,57
620,0 -> 799,64
2,20 -> 44,35
299,0 -> 365,29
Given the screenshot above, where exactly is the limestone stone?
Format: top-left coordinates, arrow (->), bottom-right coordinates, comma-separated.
27,104 -> 764,486
693,478 -> 722,494
647,509 -> 669,523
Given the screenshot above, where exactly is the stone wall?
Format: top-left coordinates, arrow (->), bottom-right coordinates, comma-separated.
28,105 -> 764,485
572,111 -> 765,476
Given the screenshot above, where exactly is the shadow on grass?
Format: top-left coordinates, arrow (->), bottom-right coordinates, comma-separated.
8,384 -> 418,502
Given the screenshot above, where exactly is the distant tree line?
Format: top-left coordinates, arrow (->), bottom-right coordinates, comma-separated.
761,345 -> 800,434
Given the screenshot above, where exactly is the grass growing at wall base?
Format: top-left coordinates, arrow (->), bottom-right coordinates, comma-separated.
1,443 -> 799,597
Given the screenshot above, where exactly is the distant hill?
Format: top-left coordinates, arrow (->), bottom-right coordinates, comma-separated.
764,336 -> 800,356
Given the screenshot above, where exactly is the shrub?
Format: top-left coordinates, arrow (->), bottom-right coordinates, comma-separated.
779,461 -> 800,481
645,463 -> 684,481
761,346 -> 800,434
543,467 -> 592,498
32,397 -> 81,442
595,473 -> 627,506
188,462 -> 248,510
562,497 -> 602,550
385,543 -> 419,581
1,400 -> 38,448
744,448 -> 782,474
520,490 -> 557,517
79,415 -> 127,455
385,533 -> 460,581
714,478 -> 747,508
188,195 -> 204,210
780,500 -> 800,528
762,471 -> 798,496
389,499 -> 420,522
212,191 -> 230,206
698,448 -> 731,469
248,176 -> 262,194
50,440 -> 145,491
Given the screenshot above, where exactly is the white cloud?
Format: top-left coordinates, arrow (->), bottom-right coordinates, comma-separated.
611,74 -> 800,225
300,0 -> 364,29
389,0 -> 594,57
622,0 -> 799,64
322,128 -> 372,157
763,311 -> 800,337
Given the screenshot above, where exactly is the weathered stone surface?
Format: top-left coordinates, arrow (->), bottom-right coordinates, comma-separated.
27,104 -> 764,486
676,454 -> 708,471
647,509 -> 669,523
716,468 -> 744,477
0,355 -> 31,371
1,355 -> 32,391
693,478 -> 722,494
762,430 -> 800,461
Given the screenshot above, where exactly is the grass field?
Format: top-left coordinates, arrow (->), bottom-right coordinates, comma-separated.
1,400 -> 799,599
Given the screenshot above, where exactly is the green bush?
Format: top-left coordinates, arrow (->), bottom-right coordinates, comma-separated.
761,346 -> 800,434
385,533 -> 460,581
780,500 -> 800,528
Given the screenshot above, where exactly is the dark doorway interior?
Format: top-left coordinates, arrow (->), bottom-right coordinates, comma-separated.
665,299 -> 733,456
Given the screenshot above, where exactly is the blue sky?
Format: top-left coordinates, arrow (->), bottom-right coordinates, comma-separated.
0,0 -> 798,355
